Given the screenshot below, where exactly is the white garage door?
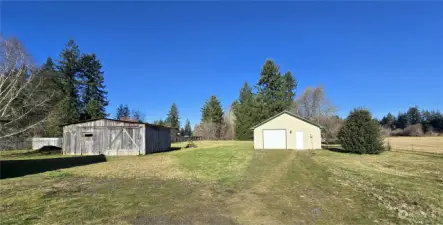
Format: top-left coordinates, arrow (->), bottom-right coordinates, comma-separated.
263,129 -> 286,149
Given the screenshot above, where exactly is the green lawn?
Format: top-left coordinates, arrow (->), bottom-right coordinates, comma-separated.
1,141 -> 442,224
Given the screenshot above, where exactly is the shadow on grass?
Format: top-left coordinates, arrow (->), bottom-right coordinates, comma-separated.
149,147 -> 183,155
0,155 -> 106,179
322,145 -> 359,154
169,147 -> 182,151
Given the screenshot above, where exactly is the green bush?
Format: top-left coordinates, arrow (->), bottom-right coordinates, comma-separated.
338,108 -> 385,154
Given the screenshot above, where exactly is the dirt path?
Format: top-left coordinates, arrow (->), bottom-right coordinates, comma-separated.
226,150 -> 297,225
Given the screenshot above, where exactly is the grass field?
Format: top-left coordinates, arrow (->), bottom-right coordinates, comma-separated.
386,136 -> 443,154
1,141 -> 442,224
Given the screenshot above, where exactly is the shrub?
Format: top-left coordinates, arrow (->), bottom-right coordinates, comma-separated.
403,124 -> 424,136
390,128 -> 404,136
338,108 -> 385,154
380,127 -> 391,137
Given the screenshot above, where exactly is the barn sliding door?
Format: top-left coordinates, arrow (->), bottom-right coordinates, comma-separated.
263,129 -> 286,149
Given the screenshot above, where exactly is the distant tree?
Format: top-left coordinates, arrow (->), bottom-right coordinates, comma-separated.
201,95 -> 224,138
153,119 -> 166,126
115,104 -> 130,119
406,106 -> 421,125
255,60 -> 287,122
395,112 -> 409,129
282,70 -> 297,109
380,112 -> 396,129
184,119 -> 192,136
79,53 -> 108,119
234,82 -> 256,140
321,115 -> 344,144
131,109 -> 144,122
38,57 -> 65,136
42,57 -> 55,71
166,103 -> 180,130
291,86 -> 338,142
338,108 -> 385,154
422,110 -> 443,133
194,122 -> 217,140
179,128 -> 185,136
292,86 -> 336,123
55,39 -> 82,125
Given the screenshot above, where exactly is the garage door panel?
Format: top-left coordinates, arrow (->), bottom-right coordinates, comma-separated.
263,129 -> 286,149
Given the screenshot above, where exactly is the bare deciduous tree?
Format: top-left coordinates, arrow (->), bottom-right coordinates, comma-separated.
194,122 -> 218,140
292,86 -> 336,123
319,115 -> 344,143
291,86 -> 341,143
194,110 -> 235,140
0,37 -> 52,140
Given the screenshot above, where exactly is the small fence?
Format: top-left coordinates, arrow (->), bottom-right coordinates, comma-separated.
171,136 -> 202,143
0,139 -> 32,150
388,144 -> 443,155
323,143 -> 442,156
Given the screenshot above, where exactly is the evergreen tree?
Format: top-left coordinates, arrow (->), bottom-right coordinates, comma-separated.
79,54 -> 108,119
255,60 -> 288,122
153,119 -> 166,126
166,103 -> 180,130
338,108 -> 385,154
55,39 -> 82,124
380,112 -> 396,129
282,71 -> 297,109
406,106 -> 421,125
42,57 -> 55,71
184,119 -> 192,136
179,128 -> 185,136
115,104 -> 130,119
422,110 -> 443,132
234,82 -> 255,140
396,112 -> 409,129
201,95 -> 224,138
131,109 -> 144,122
28,57 -> 63,136
40,57 -> 62,104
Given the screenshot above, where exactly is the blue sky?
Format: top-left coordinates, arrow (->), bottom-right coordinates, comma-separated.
1,2 -> 442,126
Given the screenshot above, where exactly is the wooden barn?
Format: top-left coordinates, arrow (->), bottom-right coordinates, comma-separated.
62,118 -> 171,156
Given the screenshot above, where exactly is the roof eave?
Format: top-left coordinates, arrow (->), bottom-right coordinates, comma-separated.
250,111 -> 323,130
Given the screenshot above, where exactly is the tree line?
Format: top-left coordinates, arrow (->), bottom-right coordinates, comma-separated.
182,59 -> 341,141
380,106 -> 443,136
0,37 -> 108,139
232,59 -> 342,141
3,36 -> 437,144
149,103 -> 192,137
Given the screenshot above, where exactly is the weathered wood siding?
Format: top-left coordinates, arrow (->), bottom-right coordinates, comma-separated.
63,119 -> 145,156
145,126 -> 171,154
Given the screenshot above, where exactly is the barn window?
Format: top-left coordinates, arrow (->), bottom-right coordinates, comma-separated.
84,133 -> 93,137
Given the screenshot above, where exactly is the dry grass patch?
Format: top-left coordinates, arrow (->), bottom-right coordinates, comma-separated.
314,150 -> 443,224
172,140 -> 251,150
386,136 -> 443,154
64,154 -> 186,180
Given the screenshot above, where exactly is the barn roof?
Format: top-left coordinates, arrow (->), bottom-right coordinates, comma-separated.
61,118 -> 171,129
250,111 -> 323,129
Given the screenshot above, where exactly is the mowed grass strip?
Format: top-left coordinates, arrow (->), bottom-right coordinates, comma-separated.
1,141 -> 442,224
